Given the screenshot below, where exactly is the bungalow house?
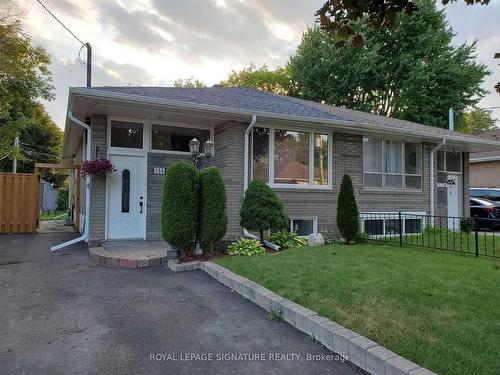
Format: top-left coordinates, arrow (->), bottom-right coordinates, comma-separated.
470,129 -> 500,188
61,86 -> 500,248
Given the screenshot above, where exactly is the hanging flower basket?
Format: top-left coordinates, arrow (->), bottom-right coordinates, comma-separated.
81,158 -> 116,177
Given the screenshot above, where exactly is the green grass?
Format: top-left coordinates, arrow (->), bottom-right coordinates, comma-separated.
39,210 -> 67,221
216,243 -> 500,375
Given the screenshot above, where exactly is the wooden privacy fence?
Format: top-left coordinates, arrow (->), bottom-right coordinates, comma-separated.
0,173 -> 38,233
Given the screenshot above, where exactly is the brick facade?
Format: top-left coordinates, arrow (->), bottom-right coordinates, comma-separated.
86,115 -> 469,244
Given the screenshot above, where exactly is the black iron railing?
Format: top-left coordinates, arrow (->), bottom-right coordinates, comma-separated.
360,212 -> 499,258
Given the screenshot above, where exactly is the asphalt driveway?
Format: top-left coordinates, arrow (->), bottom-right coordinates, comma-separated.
0,233 -> 361,375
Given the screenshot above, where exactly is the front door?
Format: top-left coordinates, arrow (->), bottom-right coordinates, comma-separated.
447,174 -> 462,229
107,155 -> 145,239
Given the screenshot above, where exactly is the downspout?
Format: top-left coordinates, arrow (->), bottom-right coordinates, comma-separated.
51,111 -> 92,251
430,138 -> 446,223
241,115 -> 280,251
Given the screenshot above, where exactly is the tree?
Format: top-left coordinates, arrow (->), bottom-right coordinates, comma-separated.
316,0 -> 497,93
336,174 -> 359,242
456,108 -> 496,135
240,180 -> 288,243
173,77 -> 206,88
161,162 -> 199,254
199,167 -> 228,252
290,0 -> 489,128
222,64 -> 293,95
0,8 -> 58,174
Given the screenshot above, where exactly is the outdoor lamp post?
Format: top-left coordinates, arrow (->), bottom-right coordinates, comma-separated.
189,138 -> 213,169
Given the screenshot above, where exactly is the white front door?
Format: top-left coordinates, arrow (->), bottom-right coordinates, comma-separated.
107,155 -> 146,239
447,174 -> 462,229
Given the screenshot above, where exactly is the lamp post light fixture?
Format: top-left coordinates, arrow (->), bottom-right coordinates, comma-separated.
189,138 -> 213,169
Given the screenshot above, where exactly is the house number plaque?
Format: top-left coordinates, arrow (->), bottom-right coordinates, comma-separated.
153,167 -> 166,175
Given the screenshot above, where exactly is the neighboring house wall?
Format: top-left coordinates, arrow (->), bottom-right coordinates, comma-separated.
89,114 -> 107,246
470,160 -> 500,188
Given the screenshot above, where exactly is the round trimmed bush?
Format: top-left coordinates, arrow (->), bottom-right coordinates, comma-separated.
200,167 -> 228,252
240,180 -> 288,242
161,162 -> 199,254
336,174 -> 359,242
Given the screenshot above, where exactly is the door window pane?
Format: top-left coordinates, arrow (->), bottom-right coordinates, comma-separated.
274,130 -> 310,185
290,219 -> 314,236
252,127 -> 269,182
446,151 -> 461,172
152,124 -> 210,152
314,133 -> 329,186
111,121 -> 143,149
121,169 -> 130,213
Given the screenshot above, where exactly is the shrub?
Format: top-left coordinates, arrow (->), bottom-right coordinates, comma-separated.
460,217 -> 474,233
269,230 -> 308,249
227,238 -> 266,256
240,180 -> 288,242
336,174 -> 359,242
56,185 -> 69,212
200,167 -> 228,252
161,162 -> 199,254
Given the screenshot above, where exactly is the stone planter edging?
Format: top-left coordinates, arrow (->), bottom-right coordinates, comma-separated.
167,260 -> 436,375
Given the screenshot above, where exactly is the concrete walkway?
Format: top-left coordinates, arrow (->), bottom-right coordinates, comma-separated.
0,233 -> 361,375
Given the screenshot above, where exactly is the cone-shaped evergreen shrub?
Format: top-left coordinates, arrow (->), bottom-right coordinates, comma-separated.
336,174 -> 359,242
240,180 -> 288,242
200,167 -> 228,252
161,162 -> 199,254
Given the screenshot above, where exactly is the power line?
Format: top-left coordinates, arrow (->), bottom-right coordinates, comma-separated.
35,0 -> 85,46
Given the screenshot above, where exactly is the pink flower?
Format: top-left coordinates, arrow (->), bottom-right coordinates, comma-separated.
81,159 -> 116,177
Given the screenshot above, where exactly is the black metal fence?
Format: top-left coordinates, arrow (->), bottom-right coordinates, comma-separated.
361,212 -> 500,258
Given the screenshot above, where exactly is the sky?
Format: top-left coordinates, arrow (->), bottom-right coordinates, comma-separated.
13,0 -> 500,129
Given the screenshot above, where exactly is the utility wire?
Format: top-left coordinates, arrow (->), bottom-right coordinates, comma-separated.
36,0 -> 85,46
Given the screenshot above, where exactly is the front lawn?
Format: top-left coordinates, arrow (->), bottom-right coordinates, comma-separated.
216,243 -> 500,375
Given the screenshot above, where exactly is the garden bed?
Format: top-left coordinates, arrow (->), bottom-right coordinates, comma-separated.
215,243 -> 500,375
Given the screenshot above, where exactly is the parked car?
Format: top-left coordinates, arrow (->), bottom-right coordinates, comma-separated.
470,187 -> 500,202
470,197 -> 500,230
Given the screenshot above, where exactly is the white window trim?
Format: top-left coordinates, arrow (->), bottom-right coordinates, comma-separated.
363,138 -> 423,191
360,211 -> 427,238
437,148 -> 462,174
289,217 -> 318,236
107,117 -> 147,156
149,120 -> 215,156
253,125 -> 333,190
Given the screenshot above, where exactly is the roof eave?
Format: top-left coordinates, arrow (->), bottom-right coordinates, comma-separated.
69,87 -> 500,151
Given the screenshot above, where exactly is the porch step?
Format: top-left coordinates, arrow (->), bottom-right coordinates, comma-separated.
89,246 -> 170,268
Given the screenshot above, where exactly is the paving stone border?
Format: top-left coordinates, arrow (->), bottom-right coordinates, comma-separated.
167,260 -> 437,375
89,247 -> 168,268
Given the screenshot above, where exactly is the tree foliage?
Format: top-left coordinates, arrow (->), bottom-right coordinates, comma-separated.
173,77 -> 206,88
456,108 -> 496,135
240,180 -> 288,242
199,167 -> 228,252
222,63 -> 293,95
316,0 -> 497,93
161,162 -> 199,254
0,9 -> 62,180
336,174 -> 359,242
290,0 -> 489,128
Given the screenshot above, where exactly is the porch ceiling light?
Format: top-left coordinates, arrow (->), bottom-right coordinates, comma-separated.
189,138 -> 200,155
204,139 -> 214,157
